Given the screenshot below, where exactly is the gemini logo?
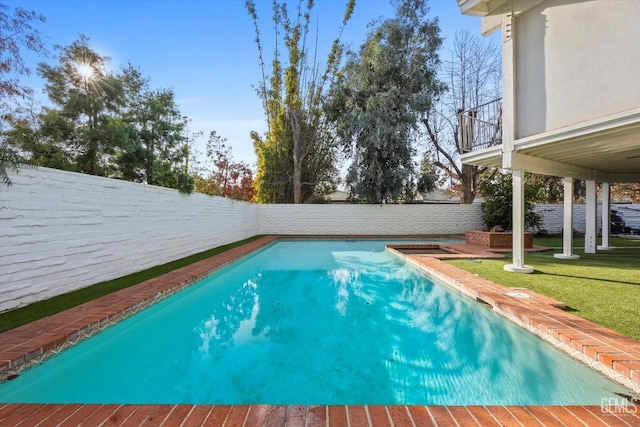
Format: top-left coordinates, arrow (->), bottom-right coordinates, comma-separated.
601,397 -> 638,415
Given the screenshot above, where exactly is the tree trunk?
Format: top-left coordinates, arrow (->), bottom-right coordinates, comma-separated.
460,163 -> 477,204
290,109 -> 303,204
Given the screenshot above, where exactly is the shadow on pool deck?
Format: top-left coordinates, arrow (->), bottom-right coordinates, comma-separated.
0,235 -> 639,426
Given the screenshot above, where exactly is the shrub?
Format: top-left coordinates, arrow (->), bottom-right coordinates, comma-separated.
478,171 -> 543,231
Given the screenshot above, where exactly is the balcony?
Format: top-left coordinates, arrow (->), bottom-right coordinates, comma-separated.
458,98 -> 502,153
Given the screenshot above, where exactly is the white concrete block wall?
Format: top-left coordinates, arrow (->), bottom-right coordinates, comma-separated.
8,167 -> 637,313
259,204 -> 483,235
0,167 -> 260,312
534,204 -> 640,234
0,168 -> 486,312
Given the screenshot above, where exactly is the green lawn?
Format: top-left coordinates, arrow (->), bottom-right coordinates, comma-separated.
446,236 -> 640,340
0,235 -> 265,334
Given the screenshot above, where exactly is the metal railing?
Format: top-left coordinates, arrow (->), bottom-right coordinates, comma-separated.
458,98 -> 502,153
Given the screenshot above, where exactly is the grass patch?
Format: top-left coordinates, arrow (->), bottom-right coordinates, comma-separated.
447,237 -> 640,340
0,235 -> 265,333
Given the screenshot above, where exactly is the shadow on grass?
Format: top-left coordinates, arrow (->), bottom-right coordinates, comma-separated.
529,269 -> 640,287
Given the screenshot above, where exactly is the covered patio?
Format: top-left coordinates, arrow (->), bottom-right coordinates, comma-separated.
457,0 -> 640,273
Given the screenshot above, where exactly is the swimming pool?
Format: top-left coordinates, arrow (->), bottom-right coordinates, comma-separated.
0,240 -> 630,404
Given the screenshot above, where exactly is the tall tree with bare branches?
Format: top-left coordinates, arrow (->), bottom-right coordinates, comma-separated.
421,30 -> 501,203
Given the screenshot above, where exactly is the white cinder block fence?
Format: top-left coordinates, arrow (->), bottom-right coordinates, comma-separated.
259,203 -> 482,235
1,167 -> 637,312
0,168 -> 260,312
534,204 -> 640,234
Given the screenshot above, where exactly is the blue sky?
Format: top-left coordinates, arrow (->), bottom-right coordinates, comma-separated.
11,0 -> 494,169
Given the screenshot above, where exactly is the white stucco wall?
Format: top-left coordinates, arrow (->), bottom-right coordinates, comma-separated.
0,168 -> 260,312
259,204 -> 483,235
515,0 -> 640,138
534,203 -> 640,234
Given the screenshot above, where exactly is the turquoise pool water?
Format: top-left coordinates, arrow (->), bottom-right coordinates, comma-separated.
0,240 -> 629,404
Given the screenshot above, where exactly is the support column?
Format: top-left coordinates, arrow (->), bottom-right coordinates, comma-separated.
555,177 -> 579,259
504,169 -> 533,273
585,180 -> 597,254
598,182 -> 615,250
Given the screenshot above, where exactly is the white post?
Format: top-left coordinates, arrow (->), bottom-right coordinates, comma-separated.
555,177 -> 579,259
598,182 -> 615,250
585,180 -> 597,254
504,169 -> 533,273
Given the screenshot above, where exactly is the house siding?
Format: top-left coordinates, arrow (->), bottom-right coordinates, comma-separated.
515,0 -> 640,138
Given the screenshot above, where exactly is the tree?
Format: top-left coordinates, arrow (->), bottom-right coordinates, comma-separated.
246,0 -> 354,203
0,3 -> 46,99
7,39 -> 193,193
478,170 -> 543,231
421,30 -> 501,203
611,183 -> 640,203
0,3 -> 46,185
3,100 -> 74,171
325,0 -> 444,203
37,35 -> 125,175
416,154 -> 440,195
194,131 -> 254,201
118,63 -> 192,192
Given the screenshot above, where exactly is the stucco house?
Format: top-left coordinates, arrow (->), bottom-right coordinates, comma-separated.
457,0 -> 640,272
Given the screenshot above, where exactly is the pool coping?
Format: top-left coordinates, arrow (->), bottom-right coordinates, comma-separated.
0,235 -> 639,426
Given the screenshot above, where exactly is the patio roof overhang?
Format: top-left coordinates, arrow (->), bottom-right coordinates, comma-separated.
461,108 -> 640,183
458,0 -> 544,17
457,0 -> 547,35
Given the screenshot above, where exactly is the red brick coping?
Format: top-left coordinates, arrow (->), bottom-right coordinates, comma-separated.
1,403 -> 639,426
1,235 -> 639,426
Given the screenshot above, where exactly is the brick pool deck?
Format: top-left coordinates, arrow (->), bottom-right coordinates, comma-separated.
1,235 -> 639,426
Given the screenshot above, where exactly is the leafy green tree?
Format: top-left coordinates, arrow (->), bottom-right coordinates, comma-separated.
246,0 -> 354,203
37,35 -> 125,175
0,3 -> 46,100
478,170 -> 543,231
416,154 -> 440,195
3,104 -> 73,171
325,0 -> 444,203
0,3 -> 47,184
118,64 -> 192,192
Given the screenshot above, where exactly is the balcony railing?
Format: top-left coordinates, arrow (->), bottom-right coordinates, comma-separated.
458,98 -> 502,153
